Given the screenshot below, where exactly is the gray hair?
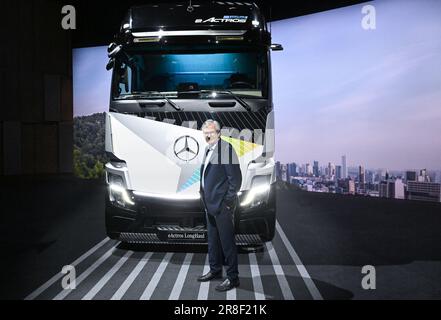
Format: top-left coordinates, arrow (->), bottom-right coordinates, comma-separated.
201,119 -> 221,132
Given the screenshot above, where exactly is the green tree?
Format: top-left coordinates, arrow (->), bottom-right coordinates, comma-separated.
73,113 -> 108,180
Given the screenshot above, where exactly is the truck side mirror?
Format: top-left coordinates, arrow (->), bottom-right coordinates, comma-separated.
106,58 -> 115,71
108,44 -> 123,58
270,44 -> 283,51
108,42 -> 117,53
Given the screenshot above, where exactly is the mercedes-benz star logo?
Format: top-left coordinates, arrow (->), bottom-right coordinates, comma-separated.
174,135 -> 199,162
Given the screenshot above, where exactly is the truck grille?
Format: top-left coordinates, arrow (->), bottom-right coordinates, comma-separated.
139,109 -> 268,132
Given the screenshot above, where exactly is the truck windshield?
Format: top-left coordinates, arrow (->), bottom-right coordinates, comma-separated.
112,48 -> 267,100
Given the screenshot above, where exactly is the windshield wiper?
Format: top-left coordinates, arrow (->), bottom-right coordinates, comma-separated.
123,92 -> 182,111
201,90 -> 252,112
163,96 -> 181,111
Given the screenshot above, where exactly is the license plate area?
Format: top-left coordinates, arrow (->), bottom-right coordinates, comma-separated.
156,226 -> 207,242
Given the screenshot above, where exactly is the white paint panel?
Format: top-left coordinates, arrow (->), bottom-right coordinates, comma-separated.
110,115 -> 182,193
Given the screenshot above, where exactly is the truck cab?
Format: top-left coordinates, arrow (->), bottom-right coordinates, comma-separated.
104,1 -> 282,245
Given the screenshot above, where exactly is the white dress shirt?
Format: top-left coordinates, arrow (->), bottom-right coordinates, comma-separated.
201,143 -> 217,190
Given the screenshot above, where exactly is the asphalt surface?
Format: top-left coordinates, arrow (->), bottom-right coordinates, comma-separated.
1,176 -> 440,300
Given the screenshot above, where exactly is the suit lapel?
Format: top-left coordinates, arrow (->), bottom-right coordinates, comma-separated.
200,145 -> 208,190
207,140 -> 221,170
208,141 -> 218,165
201,145 -> 210,164
202,140 -> 220,178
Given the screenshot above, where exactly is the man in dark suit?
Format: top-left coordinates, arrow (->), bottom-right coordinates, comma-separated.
197,119 -> 242,291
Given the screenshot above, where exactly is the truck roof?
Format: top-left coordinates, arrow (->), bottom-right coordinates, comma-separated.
121,1 -> 266,33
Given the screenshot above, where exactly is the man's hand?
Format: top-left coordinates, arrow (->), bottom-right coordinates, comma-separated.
223,198 -> 236,211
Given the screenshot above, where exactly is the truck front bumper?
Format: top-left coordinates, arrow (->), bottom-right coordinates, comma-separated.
105,182 -> 276,244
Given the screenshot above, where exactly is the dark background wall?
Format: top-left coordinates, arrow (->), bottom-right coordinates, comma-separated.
0,0 -> 73,175
0,0 -> 365,176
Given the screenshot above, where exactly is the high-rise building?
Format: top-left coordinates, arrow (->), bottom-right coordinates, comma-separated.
366,170 -> 375,184
327,162 -> 335,180
300,164 -> 306,176
320,166 -> 326,177
418,169 -> 431,182
335,165 -> 342,180
306,163 -> 313,176
281,164 -> 288,182
348,179 -> 355,194
394,178 -> 405,199
374,171 -> 382,183
287,162 -> 297,179
313,161 -> 319,177
387,180 -> 395,198
405,171 -> 417,182
379,181 -> 388,198
359,165 -> 365,184
407,181 -> 441,202
377,169 -> 386,181
292,163 -> 298,177
275,161 -> 282,180
342,155 -> 347,179
379,177 -> 404,199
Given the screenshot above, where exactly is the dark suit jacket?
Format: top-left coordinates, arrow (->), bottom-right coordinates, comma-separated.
200,139 -> 242,216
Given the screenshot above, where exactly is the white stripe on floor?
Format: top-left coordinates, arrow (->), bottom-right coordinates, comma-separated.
111,252 -> 154,300
226,287 -> 236,300
169,253 -> 194,300
82,250 -> 133,300
249,252 -> 266,300
275,220 -> 323,300
53,242 -> 120,300
140,252 -> 173,300
265,241 -> 295,300
197,255 -> 210,300
24,237 -> 110,300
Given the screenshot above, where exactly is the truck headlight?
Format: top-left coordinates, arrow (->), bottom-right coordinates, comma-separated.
240,175 -> 271,207
108,173 -> 135,206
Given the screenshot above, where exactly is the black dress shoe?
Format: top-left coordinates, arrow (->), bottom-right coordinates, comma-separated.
215,278 -> 240,291
197,271 -> 223,282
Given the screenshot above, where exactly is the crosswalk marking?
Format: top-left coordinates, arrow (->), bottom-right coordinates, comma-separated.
53,242 -> 120,300
169,253 -> 194,300
24,237 -> 110,300
226,287 -> 236,300
82,250 -> 133,300
27,229 -> 322,300
197,255 -> 210,300
275,220 -> 323,300
265,241 -> 295,300
140,252 -> 173,300
249,252 -> 266,300
111,252 -> 154,300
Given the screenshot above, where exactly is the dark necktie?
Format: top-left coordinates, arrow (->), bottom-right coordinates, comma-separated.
202,147 -> 212,190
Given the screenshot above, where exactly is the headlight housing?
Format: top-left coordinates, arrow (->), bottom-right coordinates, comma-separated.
240,175 -> 271,207
107,173 -> 135,207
